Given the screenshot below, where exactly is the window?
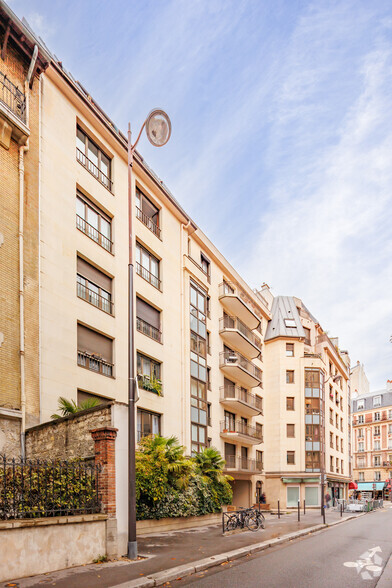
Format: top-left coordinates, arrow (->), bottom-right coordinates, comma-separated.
374,412 -> 381,421
358,472 -> 364,481
76,193 -> 112,252
284,318 -> 297,328
374,440 -> 381,451
341,439 -> 343,453
373,396 -> 381,407
336,435 -> 339,450
286,397 -> 295,410
330,456 -> 334,471
256,450 -> 263,469
341,417 -> 343,432
200,253 -> 211,281
305,486 -> 318,505
330,432 -> 333,448
336,457 -> 339,472
136,297 -> 161,342
305,450 -> 320,472
287,451 -> 295,464
303,327 -> 311,345
191,378 -> 207,445
287,486 -> 299,507
374,426 -> 380,436
76,126 -> 112,189
341,460 -> 344,474
77,390 -> 109,406
358,442 -> 364,452
190,281 -> 207,454
389,424 -> 392,435
136,242 -> 160,290
286,343 -> 294,357
358,428 -> 363,438
329,408 -> 333,424
207,331 -> 211,355
287,424 -> 295,438
137,353 -> 162,394
389,410 -> 392,419
374,456 -> 381,466
286,370 -> 294,384
137,409 -> 160,441
135,188 -> 160,238
77,257 -> 112,314
358,415 -> 364,424
375,471 -> 381,481
77,324 -> 113,377
357,400 -> 364,410
336,414 -> 339,428
256,423 -> 263,440
329,362 -> 332,375
388,439 -> 392,450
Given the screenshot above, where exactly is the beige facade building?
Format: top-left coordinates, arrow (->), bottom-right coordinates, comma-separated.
0,4 -> 49,455
350,361 -> 369,399
352,382 -> 392,498
263,295 -> 351,509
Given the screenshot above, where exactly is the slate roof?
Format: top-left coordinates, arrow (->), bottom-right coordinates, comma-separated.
352,390 -> 392,412
264,296 -> 305,341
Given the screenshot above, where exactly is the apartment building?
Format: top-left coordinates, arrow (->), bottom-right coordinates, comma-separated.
263,295 -> 351,509
0,4 -> 272,512
0,5 -> 50,455
352,383 -> 392,497
350,361 -> 369,399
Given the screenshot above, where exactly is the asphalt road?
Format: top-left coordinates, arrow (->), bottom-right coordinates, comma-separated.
174,507 -> 392,588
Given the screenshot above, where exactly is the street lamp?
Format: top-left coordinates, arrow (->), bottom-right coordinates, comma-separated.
127,109 -> 171,560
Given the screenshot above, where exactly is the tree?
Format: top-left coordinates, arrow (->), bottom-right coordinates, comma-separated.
51,396 -> 100,419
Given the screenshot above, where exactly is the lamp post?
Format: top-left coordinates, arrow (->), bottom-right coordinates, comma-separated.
127,109 -> 171,560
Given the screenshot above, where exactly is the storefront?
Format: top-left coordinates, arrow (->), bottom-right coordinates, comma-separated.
282,477 -> 321,508
356,482 -> 385,499
327,479 -> 347,505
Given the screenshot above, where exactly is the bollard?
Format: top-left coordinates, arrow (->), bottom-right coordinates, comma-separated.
298,500 -> 300,522
323,505 -> 326,524
278,500 -> 280,519
340,502 -> 343,517
222,513 -> 225,534
304,499 -> 306,515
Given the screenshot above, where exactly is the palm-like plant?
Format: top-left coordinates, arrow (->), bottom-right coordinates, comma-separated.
139,435 -> 195,489
194,447 -> 229,483
51,396 -> 100,420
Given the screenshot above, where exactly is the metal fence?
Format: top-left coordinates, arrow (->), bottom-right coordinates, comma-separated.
0,71 -> 26,122
0,456 -> 101,519
336,498 -> 384,513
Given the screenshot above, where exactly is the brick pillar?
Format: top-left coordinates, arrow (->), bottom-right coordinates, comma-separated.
91,427 -> 118,518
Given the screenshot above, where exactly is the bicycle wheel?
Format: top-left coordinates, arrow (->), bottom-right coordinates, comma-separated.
245,512 -> 260,531
258,512 -> 265,529
225,514 -> 238,532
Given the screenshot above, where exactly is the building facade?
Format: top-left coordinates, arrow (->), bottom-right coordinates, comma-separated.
352,383 -> 392,497
350,361 -> 369,399
263,295 -> 351,509
0,4 -> 49,455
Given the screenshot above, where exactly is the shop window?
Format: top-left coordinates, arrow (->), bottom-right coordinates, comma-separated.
287,486 -> 299,507
305,486 -> 318,506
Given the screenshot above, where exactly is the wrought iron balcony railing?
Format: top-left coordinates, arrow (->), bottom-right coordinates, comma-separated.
136,316 -> 162,343
77,351 -> 113,377
0,71 -> 26,123
219,315 -> 262,353
136,206 -> 161,239
219,351 -> 262,384
136,261 -> 161,290
220,385 -> 263,413
76,214 -> 112,253
220,420 -> 263,442
77,282 -> 113,315
76,148 -> 113,191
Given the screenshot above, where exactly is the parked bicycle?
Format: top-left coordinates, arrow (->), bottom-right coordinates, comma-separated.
223,507 -> 265,533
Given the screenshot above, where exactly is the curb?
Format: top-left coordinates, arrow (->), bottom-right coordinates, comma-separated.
111,513 -> 365,588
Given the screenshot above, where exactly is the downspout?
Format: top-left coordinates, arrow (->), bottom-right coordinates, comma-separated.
20,45 -> 38,458
180,220 -> 191,444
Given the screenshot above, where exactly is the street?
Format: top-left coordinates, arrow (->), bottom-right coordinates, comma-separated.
174,508 -> 392,587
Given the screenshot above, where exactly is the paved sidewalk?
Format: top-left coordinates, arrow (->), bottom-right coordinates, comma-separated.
2,509 -> 366,588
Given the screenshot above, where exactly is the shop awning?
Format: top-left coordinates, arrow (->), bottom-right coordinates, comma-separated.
349,482 -> 358,489
356,482 -> 384,491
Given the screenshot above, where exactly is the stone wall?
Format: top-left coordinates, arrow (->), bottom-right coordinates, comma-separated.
0,415 -> 21,457
25,403 -> 112,460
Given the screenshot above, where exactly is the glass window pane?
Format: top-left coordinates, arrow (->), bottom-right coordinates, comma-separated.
150,258 -> 159,278
199,427 -> 205,443
287,487 -> 299,507
76,129 -> 85,153
141,250 -> 150,270
197,293 -> 205,312
152,415 -> 160,435
199,410 -> 207,425
191,407 -> 198,422
88,140 -> 99,165
190,361 -> 198,378
190,315 -> 198,333
100,152 -> 110,177
198,365 -> 206,382
135,245 -> 141,264
87,207 -> 99,230
76,197 -> 85,219
190,287 -> 197,307
192,425 -> 198,442
198,322 -> 206,338
100,218 -> 110,239
305,486 -> 318,506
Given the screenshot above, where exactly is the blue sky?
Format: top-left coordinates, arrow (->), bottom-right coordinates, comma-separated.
9,0 -> 392,389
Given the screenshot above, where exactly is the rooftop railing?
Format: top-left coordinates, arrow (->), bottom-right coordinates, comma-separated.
0,71 -> 26,123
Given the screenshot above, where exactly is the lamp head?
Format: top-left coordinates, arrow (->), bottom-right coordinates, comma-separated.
145,109 -> 171,147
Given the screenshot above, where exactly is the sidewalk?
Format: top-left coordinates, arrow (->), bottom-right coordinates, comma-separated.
2,509 -> 366,588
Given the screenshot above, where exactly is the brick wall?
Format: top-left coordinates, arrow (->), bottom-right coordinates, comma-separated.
0,33 -> 41,428
25,404 -> 112,460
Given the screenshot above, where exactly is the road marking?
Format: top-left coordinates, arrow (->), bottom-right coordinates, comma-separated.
344,546 -> 383,580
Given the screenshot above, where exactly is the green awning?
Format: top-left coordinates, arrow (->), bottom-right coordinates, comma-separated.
282,477 -> 320,484
357,482 -> 384,491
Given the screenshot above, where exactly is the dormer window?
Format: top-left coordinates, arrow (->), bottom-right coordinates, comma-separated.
373,395 -> 381,407
284,319 -> 296,328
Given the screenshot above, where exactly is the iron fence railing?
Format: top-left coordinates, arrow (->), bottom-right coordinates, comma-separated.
77,350 -> 113,377
136,261 -> 161,290
219,351 -> 262,384
220,385 -> 263,413
219,315 -> 262,352
76,214 -> 112,252
0,71 -> 26,123
220,420 -> 263,441
136,206 -> 161,239
136,316 -> 162,342
77,281 -> 113,315
76,148 -> 113,191
0,456 -> 100,519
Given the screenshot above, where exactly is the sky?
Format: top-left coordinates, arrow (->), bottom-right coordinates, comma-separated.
8,0 -> 392,389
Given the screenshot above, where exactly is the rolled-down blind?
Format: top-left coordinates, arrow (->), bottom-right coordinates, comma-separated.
77,324 -> 112,362
77,257 -> 112,292
136,297 -> 160,329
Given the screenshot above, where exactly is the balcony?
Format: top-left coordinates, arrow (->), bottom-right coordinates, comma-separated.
136,262 -> 161,291
77,351 -> 113,377
77,281 -> 113,315
219,282 -> 261,330
76,148 -> 113,192
224,456 -> 263,474
219,351 -> 262,388
137,374 -> 162,396
220,385 -> 262,417
76,215 -> 113,253
136,206 -> 161,239
219,315 -> 262,359
0,71 -> 29,147
136,317 -> 162,343
220,420 -> 263,445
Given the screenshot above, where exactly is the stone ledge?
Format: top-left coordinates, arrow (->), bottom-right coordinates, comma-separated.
0,513 -> 107,530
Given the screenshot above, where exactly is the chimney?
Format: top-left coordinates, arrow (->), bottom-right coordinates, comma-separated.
387,380 -> 392,391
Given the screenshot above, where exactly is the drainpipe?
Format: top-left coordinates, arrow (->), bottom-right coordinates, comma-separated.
180,220 -> 191,444
19,45 -> 37,458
